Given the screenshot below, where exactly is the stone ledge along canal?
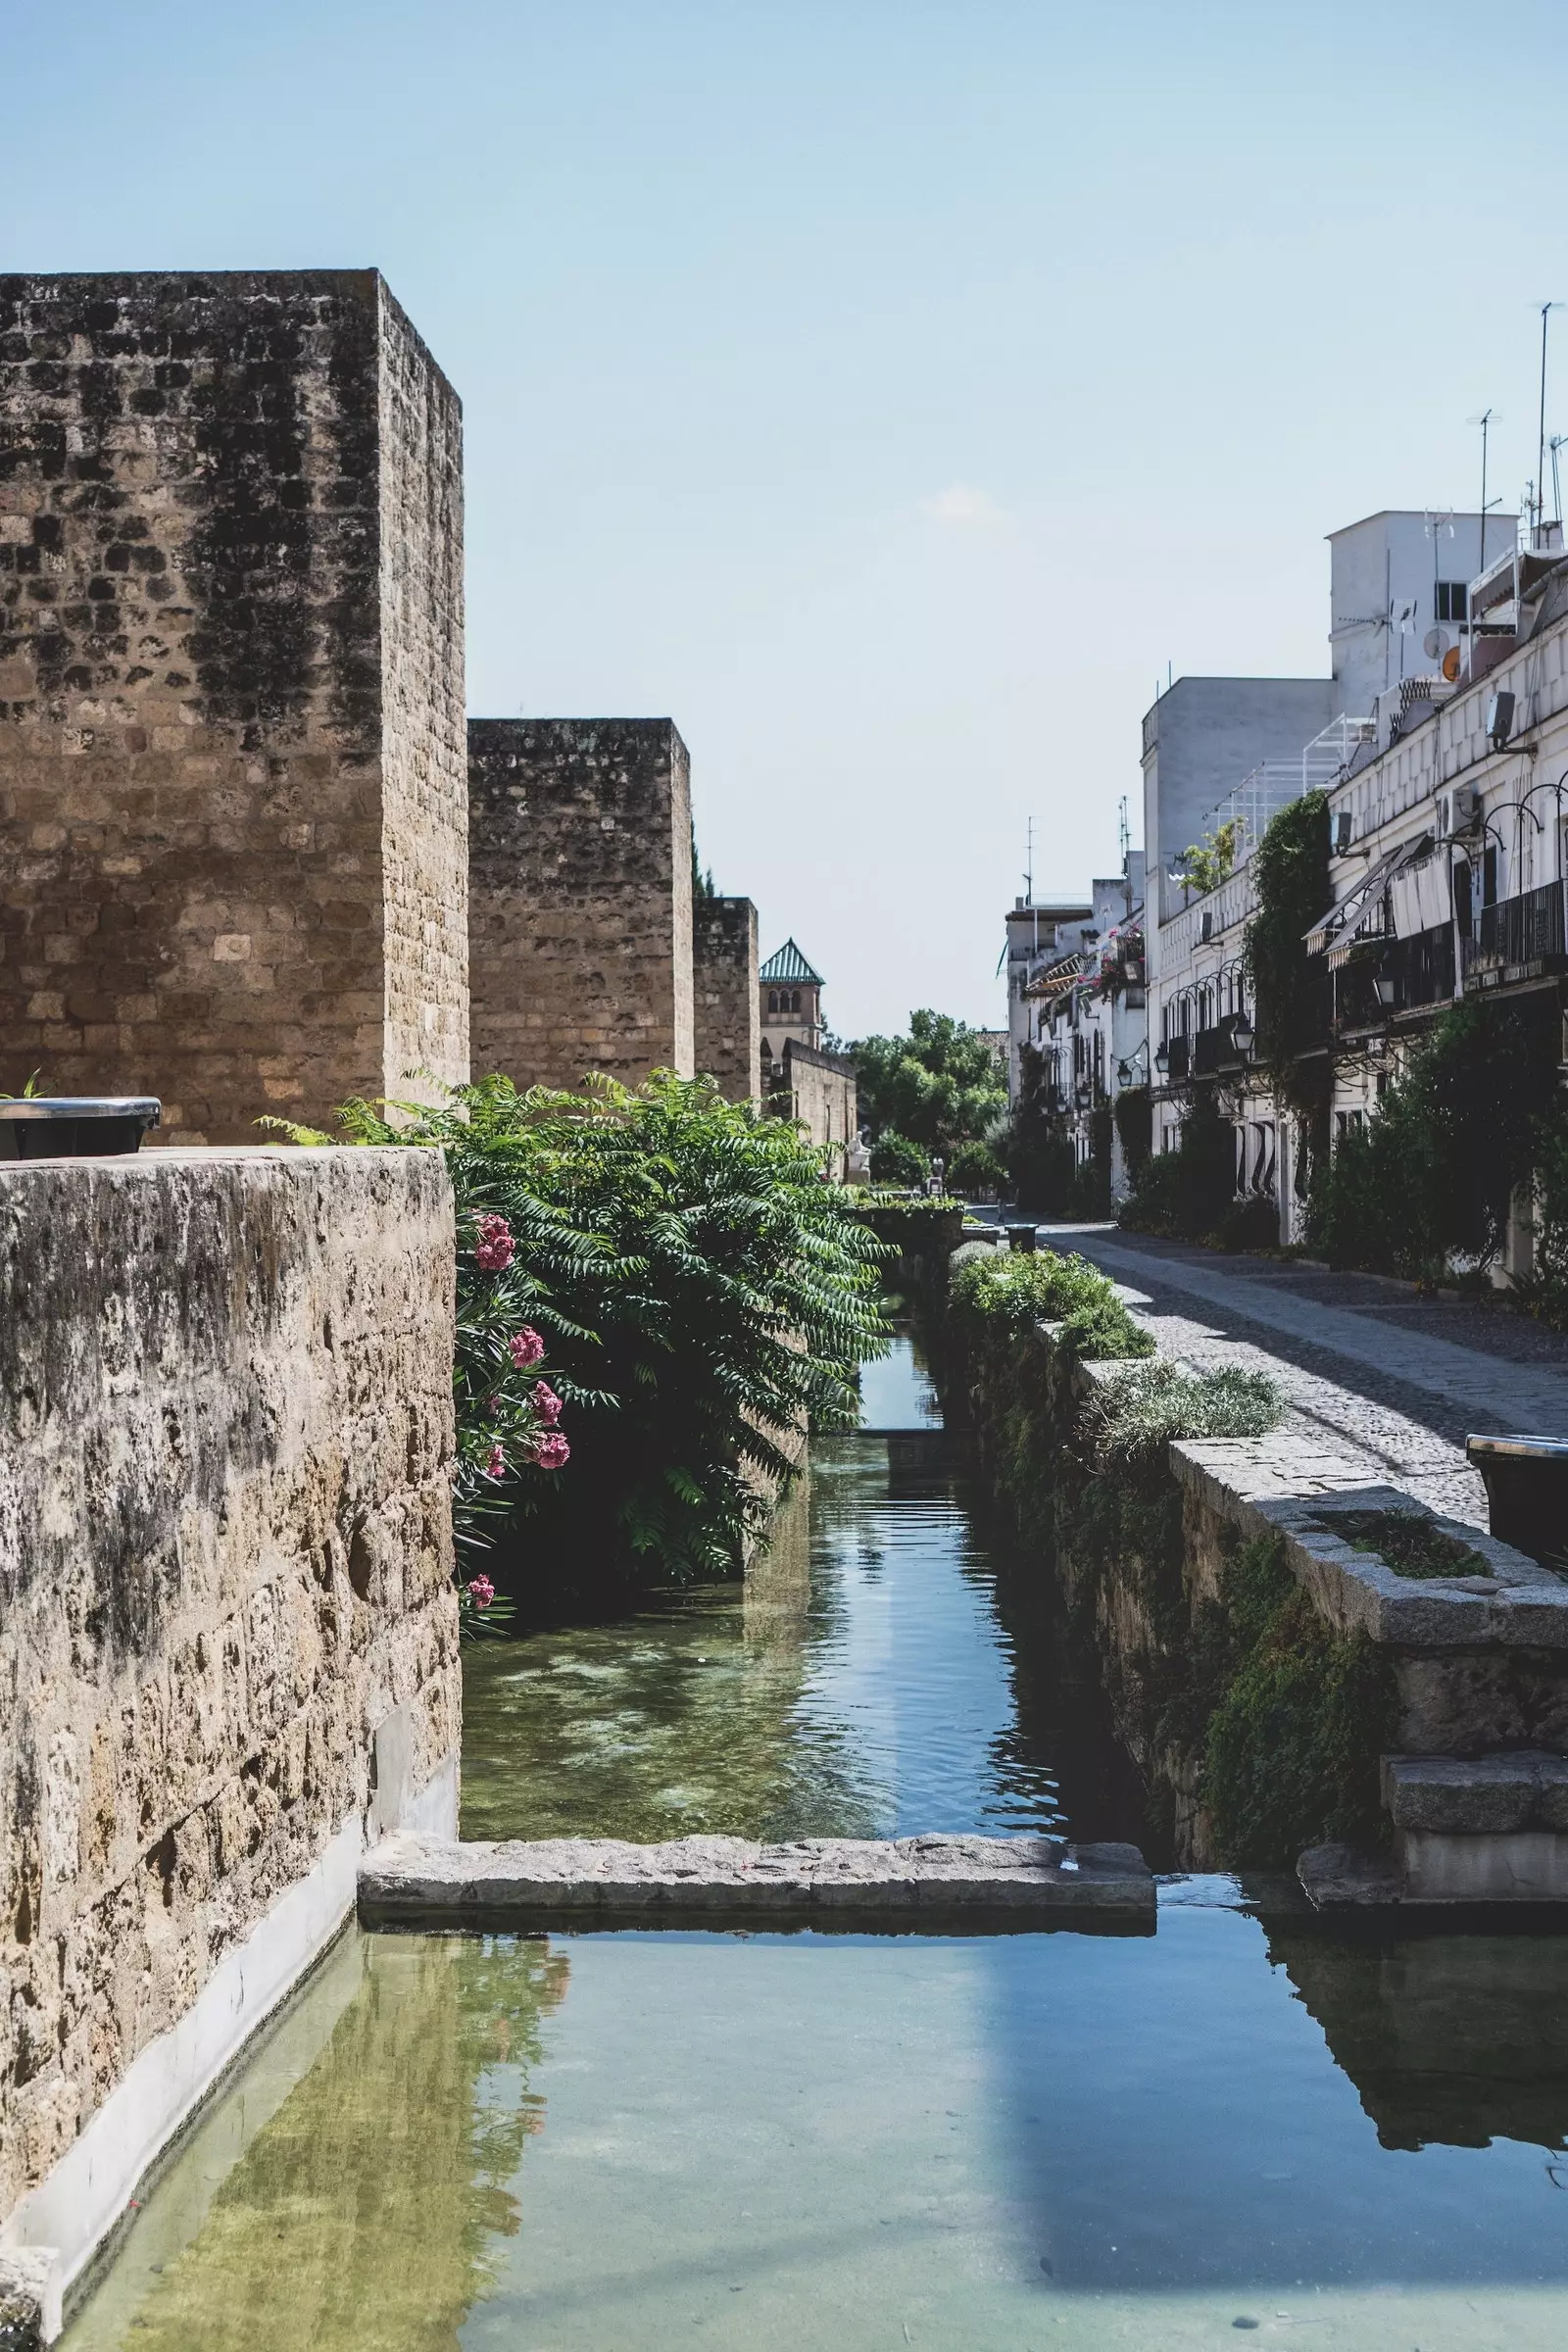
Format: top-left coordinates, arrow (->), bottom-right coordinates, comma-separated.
61,1341 -> 1568,2350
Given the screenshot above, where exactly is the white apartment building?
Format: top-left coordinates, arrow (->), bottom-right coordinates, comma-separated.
1148,508 -> 1508,1236
1308,529 -> 1568,1274
1022,854 -> 1148,1203
1003,896 -> 1093,1101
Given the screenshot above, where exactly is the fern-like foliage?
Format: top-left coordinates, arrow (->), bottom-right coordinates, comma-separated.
306,1071 -> 892,1598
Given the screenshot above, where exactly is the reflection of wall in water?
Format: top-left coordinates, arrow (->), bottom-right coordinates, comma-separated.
744,1461 -> 811,1647
1267,1927 -> 1568,2153
96,1936 -> 568,2351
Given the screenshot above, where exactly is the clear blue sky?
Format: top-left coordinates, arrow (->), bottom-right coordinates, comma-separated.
10,1 -> 1566,1038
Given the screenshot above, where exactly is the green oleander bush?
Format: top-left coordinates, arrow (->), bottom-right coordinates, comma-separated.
280,1072 -> 890,1608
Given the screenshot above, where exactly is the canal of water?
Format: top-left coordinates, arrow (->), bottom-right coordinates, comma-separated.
60,1341 -> 1568,2350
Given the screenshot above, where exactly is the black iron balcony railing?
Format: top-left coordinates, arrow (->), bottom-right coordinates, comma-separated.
1333,954 -> 1384,1034
1474,880 -> 1566,973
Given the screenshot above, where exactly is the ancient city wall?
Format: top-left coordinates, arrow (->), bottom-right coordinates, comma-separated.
0,270 -> 467,1143
467,718 -> 695,1090
0,1147 -> 459,2308
779,1038 -> 858,1156
693,895 -> 760,1102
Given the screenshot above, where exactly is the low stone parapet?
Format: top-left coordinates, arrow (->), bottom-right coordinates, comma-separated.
0,1146 -> 460,2328
358,1831 -> 1156,1930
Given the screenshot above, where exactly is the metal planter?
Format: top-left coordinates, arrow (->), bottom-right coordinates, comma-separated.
0,1097 -> 162,1160
1466,1435 -> 1568,1568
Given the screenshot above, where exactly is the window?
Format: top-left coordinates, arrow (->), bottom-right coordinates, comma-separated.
1436,581 -> 1468,623
790,990 -> 801,1012
767,990 -> 778,1013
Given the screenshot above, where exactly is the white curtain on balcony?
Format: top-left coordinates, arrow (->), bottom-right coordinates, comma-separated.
1389,849 -> 1452,939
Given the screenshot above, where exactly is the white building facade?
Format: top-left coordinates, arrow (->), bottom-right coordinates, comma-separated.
1147,509 -> 1509,1239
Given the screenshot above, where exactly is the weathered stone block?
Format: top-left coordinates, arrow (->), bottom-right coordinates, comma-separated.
358,1831 -> 1156,1928
0,271 -> 468,1141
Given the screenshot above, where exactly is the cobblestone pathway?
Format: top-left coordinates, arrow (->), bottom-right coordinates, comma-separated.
1037,1226 -> 1568,1528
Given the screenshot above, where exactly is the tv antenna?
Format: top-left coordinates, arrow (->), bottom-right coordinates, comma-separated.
1539,303 -> 1563,541
1022,814 -> 1034,908
1467,409 -> 1503,576
1551,434 -> 1567,530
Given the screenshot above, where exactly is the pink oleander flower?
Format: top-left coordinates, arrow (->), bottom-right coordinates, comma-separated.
484,1442 -> 507,1479
508,1326 -> 545,1369
531,1380 -> 563,1427
466,1575 -> 496,1609
534,1431 -> 570,1470
474,1213 -> 515,1272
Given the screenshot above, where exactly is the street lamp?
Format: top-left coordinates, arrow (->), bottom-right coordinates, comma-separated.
1374,971 -> 1398,1009
1231,1014 -> 1254,1054
1153,1043 -> 1171,1076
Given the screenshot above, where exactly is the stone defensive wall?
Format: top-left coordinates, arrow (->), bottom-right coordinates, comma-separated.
467,717 -> 694,1092
0,1147 -> 460,2328
777,1037 -> 858,1155
693,894 -> 760,1103
0,270 -> 468,1143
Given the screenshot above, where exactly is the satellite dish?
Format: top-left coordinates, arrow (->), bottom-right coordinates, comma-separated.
1423,625 -> 1451,661
1442,645 -> 1462,682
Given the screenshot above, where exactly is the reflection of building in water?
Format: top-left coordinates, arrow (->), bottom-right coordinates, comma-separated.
106,1936 -> 569,2350
1267,1926 -> 1568,2152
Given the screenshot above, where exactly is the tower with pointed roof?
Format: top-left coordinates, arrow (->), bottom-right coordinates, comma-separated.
759,938 -> 824,1062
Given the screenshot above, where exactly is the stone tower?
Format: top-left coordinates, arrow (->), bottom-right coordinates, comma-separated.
467,718 -> 694,1091
0,270 -> 467,1141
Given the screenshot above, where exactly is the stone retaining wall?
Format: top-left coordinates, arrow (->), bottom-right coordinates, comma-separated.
0,1146 -> 459,2317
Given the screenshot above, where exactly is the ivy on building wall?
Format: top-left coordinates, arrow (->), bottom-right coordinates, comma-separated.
1242,788 -> 1332,1123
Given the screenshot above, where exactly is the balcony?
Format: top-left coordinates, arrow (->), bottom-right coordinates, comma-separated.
1469,881 -> 1566,981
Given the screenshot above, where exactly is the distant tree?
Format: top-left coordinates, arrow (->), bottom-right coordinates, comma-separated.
869,1132 -> 930,1187
851,1010 -> 1008,1157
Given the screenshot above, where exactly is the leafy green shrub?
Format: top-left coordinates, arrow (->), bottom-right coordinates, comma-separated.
1202,1537 -> 1396,1865
1005,1043 -> 1076,1215
1120,1093 -> 1237,1239
1087,1361 -> 1282,1468
949,1246 -> 1154,1362
946,1139 -> 1005,1197
1219,1194 -> 1281,1253
307,1073 -> 890,1604
868,1131 -> 930,1187
1309,996 -> 1561,1277
1113,1085 -> 1152,1181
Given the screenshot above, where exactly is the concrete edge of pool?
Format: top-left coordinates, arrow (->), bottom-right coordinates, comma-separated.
357,1831 -> 1158,1932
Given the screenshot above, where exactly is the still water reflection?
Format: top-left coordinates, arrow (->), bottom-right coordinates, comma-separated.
64,1918 -> 1568,2351
463,1337 -> 1070,1841
58,1339 -> 1568,2349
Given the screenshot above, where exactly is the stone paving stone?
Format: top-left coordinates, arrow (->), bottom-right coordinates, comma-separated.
358,1831 -> 1156,1927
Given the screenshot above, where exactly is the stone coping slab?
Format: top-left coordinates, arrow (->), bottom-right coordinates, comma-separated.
358,1833 -> 1155,1931
1383,1750 -> 1568,1835
1172,1456 -> 1567,1648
